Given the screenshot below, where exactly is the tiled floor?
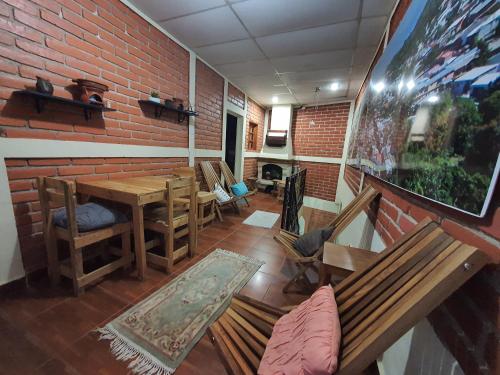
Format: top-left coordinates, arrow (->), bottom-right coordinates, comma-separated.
0,193 -> 335,375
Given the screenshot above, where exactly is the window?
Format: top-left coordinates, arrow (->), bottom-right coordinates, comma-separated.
247,122 -> 258,150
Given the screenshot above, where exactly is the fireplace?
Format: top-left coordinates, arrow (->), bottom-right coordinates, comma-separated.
262,163 -> 283,181
256,159 -> 295,189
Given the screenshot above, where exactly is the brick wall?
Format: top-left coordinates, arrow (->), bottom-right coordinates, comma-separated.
299,161 -> 340,202
195,59 -> 223,150
6,157 -> 188,272
0,0 -> 190,147
292,103 -> 350,158
227,83 -> 244,110
243,157 -> 257,180
245,98 -> 265,152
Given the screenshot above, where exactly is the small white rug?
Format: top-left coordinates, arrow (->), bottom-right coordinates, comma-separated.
243,210 -> 280,228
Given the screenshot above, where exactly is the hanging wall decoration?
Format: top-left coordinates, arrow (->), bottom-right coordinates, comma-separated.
348,0 -> 499,217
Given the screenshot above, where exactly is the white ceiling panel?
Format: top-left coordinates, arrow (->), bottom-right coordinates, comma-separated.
271,50 -> 353,73
295,89 -> 348,104
353,47 -> 377,66
256,21 -> 358,58
232,0 -> 360,37
130,0 -> 226,22
362,0 -> 397,18
161,7 -> 248,47
279,68 -> 350,86
357,16 -> 388,47
215,60 -> 276,78
195,39 -> 265,65
131,0 -> 395,105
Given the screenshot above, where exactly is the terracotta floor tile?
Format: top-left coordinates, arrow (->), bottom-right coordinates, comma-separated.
0,192 -> 334,374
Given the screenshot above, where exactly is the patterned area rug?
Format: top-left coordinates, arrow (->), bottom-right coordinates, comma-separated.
97,249 -> 263,375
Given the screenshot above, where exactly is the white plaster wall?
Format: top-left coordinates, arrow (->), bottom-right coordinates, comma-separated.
378,320 -> 464,375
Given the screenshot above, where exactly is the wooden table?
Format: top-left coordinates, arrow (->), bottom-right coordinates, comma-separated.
318,242 -> 377,286
77,176 -> 175,280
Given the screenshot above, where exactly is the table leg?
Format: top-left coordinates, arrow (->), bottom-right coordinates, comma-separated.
132,205 -> 146,280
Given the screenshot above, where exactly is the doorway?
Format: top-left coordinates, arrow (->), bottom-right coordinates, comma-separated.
225,113 -> 238,173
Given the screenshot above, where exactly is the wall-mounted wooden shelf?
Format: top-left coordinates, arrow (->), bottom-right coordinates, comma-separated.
14,90 -> 116,120
138,100 -> 198,123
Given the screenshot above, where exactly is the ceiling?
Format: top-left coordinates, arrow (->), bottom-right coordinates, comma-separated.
130,0 -> 397,106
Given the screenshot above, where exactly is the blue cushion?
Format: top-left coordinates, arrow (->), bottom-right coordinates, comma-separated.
53,202 -> 128,232
231,182 -> 249,197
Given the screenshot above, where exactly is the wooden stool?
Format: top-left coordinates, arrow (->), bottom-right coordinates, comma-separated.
198,191 -> 216,229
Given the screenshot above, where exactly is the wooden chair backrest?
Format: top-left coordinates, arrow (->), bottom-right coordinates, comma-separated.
173,167 -> 196,177
219,160 -> 237,187
200,161 -> 224,192
37,177 -> 79,237
333,218 -> 489,374
327,185 -> 379,242
165,176 -> 197,224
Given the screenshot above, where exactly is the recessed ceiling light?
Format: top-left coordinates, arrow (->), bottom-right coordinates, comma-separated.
272,96 -> 278,103
330,82 -> 339,91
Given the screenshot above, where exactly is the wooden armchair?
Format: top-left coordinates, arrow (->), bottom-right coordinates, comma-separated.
37,177 -> 132,296
144,176 -> 197,273
208,218 -> 489,374
275,186 -> 380,293
219,160 -> 257,207
200,160 -> 241,222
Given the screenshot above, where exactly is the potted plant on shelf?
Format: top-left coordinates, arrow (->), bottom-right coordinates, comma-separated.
149,91 -> 161,103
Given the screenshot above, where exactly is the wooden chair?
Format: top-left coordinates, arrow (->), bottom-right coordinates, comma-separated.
200,160 -> 241,222
144,176 -> 197,273
37,177 -> 132,296
275,186 -> 380,293
219,160 -> 257,207
208,218 -> 489,375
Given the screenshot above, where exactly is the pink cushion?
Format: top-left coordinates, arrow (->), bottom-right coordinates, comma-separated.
258,285 -> 341,375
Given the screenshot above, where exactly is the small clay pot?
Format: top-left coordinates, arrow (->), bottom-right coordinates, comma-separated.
164,99 -> 175,108
36,76 -> 54,95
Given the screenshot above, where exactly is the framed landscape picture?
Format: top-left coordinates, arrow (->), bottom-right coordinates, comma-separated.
348,0 -> 500,217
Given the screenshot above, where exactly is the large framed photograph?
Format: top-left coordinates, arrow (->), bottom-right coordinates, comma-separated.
348,0 -> 500,217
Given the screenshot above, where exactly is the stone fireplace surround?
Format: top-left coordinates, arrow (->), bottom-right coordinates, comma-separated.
256,158 -> 296,187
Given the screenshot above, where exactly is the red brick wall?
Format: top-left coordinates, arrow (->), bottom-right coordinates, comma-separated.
243,157 -> 257,180
245,98 -> 265,152
0,0 -> 190,147
299,162 -> 340,202
195,59 -> 223,150
292,103 -> 350,158
6,157 -> 188,272
227,83 -> 244,110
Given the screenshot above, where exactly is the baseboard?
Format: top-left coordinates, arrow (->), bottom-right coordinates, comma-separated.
303,196 -> 341,213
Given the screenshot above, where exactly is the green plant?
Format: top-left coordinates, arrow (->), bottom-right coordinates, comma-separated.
150,91 -> 159,98
400,150 -> 489,214
452,97 -> 482,156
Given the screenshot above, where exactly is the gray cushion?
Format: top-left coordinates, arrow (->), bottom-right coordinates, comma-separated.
293,226 -> 335,257
53,202 -> 128,232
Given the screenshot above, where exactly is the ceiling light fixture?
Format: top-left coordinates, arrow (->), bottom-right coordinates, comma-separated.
272,96 -> 278,104
330,82 -> 339,91
406,80 -> 415,90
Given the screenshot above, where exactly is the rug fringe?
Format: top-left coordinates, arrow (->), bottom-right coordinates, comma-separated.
216,248 -> 264,267
97,327 -> 175,375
